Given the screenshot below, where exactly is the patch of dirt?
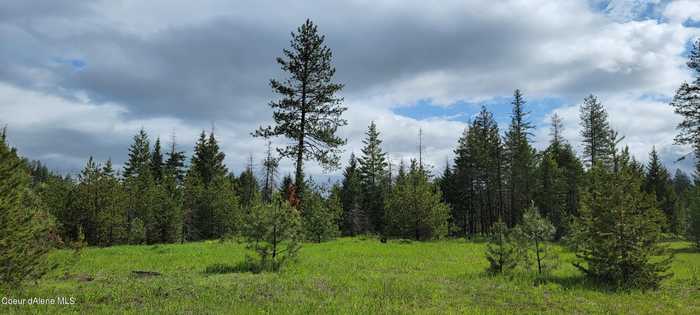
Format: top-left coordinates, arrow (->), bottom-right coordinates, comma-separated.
62,273 -> 94,282
131,270 -> 162,278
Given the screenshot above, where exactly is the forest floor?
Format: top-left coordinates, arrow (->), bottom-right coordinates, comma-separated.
2,238 -> 699,314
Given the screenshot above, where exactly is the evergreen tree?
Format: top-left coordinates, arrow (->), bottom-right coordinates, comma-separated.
123,128 -> 151,179
238,158 -> 260,210
571,162 -> 672,289
242,194 -> 302,272
280,174 -> 294,202
75,157 -> 128,246
0,131 -> 53,286
358,122 -> 389,234
184,131 -> 240,240
150,137 -> 164,182
340,154 -> 367,235
261,140 -> 279,203
254,19 -> 347,198
190,131 -> 228,186
384,160 -> 450,240
121,129 -> 160,243
301,185 -> 339,243
484,220 -> 519,274
689,187 -> 700,248
535,115 -> 584,239
450,128 -> 472,237
458,107 -> 504,233
535,152 -> 567,238
97,159 -> 127,245
74,157 -> 102,245
165,139 -> 186,185
549,113 -> 565,149
580,95 -> 613,168
513,205 -> 557,275
670,39 -> 700,177
504,89 -> 535,226
644,147 -> 679,233
39,174 -> 78,243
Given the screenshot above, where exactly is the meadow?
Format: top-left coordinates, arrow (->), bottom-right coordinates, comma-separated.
2,238 -> 699,314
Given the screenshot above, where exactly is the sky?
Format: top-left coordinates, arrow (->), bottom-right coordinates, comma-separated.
0,0 -> 699,182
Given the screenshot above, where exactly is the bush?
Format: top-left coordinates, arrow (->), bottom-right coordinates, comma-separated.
241,194 -> 302,272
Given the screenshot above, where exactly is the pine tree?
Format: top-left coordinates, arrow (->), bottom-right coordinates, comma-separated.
190,131 -> 228,186
261,140 -> 279,203
535,115 -> 585,240
165,139 -> 186,185
504,89 -> 535,226
384,160 -> 450,240
39,174 -> 79,243
644,147 -> 679,233
242,194 -> 302,272
484,220 -> 519,274
467,107 -> 504,232
549,113 -> 565,150
301,185 -> 339,243
340,154 -> 366,235
358,121 -> 389,234
150,137 -> 164,182
451,128 -> 473,237
513,205 -> 557,275
123,128 -> 151,179
580,95 -> 613,168
670,39 -> 700,175
121,129 -> 160,243
535,152 -> 567,238
0,130 -> 53,286
97,159 -> 127,245
572,162 -> 672,289
75,156 -> 102,245
280,174 -> 294,202
238,157 -> 260,210
689,187 -> 700,248
184,131 -> 239,240
254,19 -> 347,199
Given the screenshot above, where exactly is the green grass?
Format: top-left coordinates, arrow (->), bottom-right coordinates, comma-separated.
3,238 -> 699,314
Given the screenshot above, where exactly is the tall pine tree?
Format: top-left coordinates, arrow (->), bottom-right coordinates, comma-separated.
670,38 -> 700,177
254,19 -> 347,200
358,121 -> 389,234
580,95 -> 613,168
504,89 -> 535,226
339,154 -> 366,235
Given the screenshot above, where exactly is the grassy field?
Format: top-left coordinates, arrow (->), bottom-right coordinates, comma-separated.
2,238 -> 699,314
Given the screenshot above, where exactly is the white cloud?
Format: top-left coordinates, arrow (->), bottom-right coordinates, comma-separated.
1,0 -> 699,178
